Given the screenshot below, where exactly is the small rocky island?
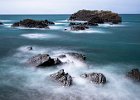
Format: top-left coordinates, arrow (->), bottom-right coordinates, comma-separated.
69,10 -> 122,26
12,19 -> 54,28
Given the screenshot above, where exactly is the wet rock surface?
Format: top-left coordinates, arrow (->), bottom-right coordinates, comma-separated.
69,10 -> 122,25
27,54 -> 62,67
50,69 -> 73,86
81,72 -> 106,84
127,68 -> 140,81
12,19 -> 54,28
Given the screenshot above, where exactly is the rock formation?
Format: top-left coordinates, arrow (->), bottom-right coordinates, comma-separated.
69,10 -> 122,25
81,72 -> 106,84
50,69 -> 73,86
12,19 -> 54,28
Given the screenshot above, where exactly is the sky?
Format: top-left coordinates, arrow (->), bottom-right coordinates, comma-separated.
0,0 -> 140,14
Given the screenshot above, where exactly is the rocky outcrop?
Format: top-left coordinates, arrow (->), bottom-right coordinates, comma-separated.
69,10 -> 122,25
58,52 -> 86,61
12,19 -> 54,28
50,69 -> 73,86
127,68 -> 140,81
0,22 -> 3,25
27,54 -> 62,67
81,72 -> 106,84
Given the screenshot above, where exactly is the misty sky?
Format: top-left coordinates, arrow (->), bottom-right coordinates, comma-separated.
1,0 -> 140,14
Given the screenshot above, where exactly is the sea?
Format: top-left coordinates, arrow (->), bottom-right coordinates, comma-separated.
0,14 -> 140,100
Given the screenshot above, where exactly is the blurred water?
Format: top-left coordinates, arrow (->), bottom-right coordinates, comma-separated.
0,14 -> 140,100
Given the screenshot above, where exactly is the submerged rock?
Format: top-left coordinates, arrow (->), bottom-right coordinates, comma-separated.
0,22 -> 3,25
50,69 -> 73,86
69,10 -> 122,25
12,19 -> 54,28
58,52 -> 86,61
81,72 -> 106,84
127,68 -> 140,81
27,54 -> 62,67
27,46 -> 33,51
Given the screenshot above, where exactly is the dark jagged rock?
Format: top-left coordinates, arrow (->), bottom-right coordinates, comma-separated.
27,54 -> 62,67
69,10 -> 122,25
12,19 -> 54,28
58,52 -> 86,61
127,68 -> 140,81
0,22 -> 3,25
50,69 -> 73,86
70,25 -> 89,31
81,72 -> 106,84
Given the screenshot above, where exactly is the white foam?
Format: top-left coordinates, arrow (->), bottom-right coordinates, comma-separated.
55,22 -> 68,25
21,33 -> 58,39
98,23 -> 125,27
56,20 -> 68,22
0,20 -> 13,22
3,24 -> 12,28
49,25 -> 65,30
67,28 -> 105,34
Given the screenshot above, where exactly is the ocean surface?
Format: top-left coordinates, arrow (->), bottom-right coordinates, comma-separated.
0,14 -> 140,100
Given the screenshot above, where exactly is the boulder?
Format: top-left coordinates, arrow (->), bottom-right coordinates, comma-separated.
0,22 -> 3,25
27,54 -> 62,67
12,19 -> 54,28
50,69 -> 73,86
81,72 -> 106,84
58,52 -> 86,61
69,10 -> 122,25
127,68 -> 140,81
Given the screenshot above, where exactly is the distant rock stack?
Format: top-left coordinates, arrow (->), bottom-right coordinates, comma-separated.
69,10 -> 122,25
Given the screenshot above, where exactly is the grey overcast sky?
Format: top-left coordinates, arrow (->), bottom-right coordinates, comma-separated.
0,0 -> 140,14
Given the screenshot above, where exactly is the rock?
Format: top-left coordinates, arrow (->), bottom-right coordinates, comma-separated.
12,19 -> 54,28
27,46 -> 33,51
70,25 -> 89,31
127,68 -> 140,81
0,22 -> 3,25
81,72 -> 106,84
50,69 -> 73,86
69,10 -> 122,25
58,52 -> 86,61
27,54 -> 62,67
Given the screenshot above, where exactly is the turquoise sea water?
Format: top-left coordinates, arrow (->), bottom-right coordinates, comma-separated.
0,14 -> 140,100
